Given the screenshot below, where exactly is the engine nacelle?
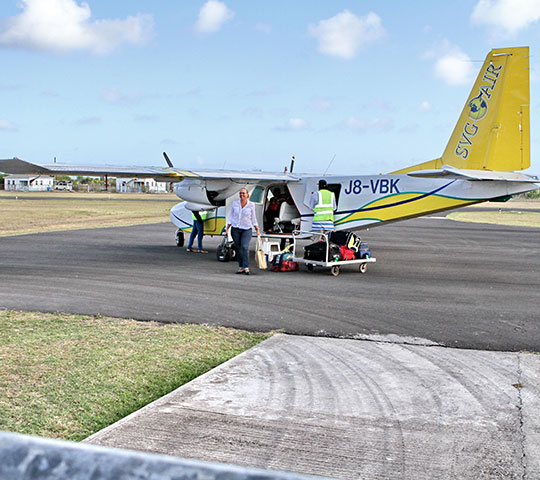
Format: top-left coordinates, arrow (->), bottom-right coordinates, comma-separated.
174,179 -> 245,206
184,202 -> 214,212
174,180 -> 214,208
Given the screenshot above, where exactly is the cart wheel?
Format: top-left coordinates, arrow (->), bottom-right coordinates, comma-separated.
307,264 -> 314,272
330,265 -> 340,277
359,263 -> 367,274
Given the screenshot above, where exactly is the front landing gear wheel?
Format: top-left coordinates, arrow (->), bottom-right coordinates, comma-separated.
175,229 -> 184,247
359,263 -> 367,274
330,265 -> 340,277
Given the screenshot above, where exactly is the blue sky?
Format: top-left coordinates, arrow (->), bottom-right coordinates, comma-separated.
0,0 -> 539,176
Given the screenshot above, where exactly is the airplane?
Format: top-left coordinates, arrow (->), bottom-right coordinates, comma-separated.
0,46 -> 538,258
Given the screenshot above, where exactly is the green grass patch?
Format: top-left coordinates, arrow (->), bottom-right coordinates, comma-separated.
0,311 -> 269,441
0,198 -> 179,236
448,210 -> 540,228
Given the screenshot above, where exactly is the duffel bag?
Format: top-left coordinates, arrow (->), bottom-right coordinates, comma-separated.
339,245 -> 355,260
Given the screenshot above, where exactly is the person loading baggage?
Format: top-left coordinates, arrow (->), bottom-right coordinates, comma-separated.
310,179 -> 336,232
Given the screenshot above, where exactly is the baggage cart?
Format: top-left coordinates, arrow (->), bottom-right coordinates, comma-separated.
291,230 -> 376,276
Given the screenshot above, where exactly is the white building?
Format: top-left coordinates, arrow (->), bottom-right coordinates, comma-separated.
116,177 -> 169,193
4,175 -> 54,191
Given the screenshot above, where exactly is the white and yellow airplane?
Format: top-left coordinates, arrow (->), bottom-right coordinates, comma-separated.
1,47 -> 538,249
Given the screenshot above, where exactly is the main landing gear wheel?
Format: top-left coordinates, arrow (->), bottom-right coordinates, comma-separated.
175,229 -> 184,247
359,263 -> 368,274
330,265 -> 340,277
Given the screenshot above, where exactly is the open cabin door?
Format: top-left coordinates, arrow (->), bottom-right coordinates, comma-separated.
262,183 -> 301,234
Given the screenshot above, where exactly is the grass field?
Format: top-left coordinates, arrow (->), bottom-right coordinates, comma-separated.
452,199 -> 540,228
0,191 -> 179,236
0,310 -> 269,441
448,210 -> 540,228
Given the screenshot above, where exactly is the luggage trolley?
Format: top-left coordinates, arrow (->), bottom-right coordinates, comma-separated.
291,230 -> 376,276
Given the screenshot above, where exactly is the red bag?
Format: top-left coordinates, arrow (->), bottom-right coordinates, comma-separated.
272,260 -> 299,272
339,245 -> 355,261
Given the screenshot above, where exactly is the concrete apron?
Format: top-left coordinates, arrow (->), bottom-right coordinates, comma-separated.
85,334 -> 540,479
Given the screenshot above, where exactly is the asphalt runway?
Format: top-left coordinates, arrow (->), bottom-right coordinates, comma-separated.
0,218 -> 539,352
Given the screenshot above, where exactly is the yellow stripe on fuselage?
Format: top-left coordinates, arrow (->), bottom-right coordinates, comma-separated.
336,193 -> 477,226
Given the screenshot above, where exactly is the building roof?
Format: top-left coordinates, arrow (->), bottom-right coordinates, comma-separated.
4,174 -> 54,180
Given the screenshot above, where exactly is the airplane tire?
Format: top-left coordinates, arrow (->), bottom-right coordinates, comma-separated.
176,230 -> 184,247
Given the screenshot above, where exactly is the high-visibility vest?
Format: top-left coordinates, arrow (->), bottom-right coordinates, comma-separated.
313,189 -> 335,223
192,211 -> 208,221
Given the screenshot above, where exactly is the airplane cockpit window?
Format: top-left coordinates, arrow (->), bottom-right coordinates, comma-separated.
250,185 -> 264,203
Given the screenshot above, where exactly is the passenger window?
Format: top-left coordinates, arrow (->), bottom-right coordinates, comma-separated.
250,185 -> 264,203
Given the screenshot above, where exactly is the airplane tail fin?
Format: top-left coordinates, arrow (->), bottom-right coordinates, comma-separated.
393,46 -> 530,174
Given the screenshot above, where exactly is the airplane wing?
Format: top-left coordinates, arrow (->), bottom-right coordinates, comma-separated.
406,164 -> 539,183
0,157 -> 300,183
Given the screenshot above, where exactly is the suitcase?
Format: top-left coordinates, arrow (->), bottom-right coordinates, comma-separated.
355,242 -> 371,259
304,241 -> 340,262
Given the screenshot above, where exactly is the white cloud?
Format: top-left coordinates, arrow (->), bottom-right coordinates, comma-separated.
308,10 -> 385,59
0,119 -> 18,131
424,41 -> 475,86
307,97 -> 334,112
276,117 -> 309,132
418,101 -> 432,112
195,1 -> 234,34
471,0 -> 540,36
0,0 -> 153,55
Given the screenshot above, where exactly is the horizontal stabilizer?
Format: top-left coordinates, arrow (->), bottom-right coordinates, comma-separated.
407,165 -> 539,182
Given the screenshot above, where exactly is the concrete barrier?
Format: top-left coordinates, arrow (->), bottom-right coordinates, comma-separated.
0,431 -> 325,480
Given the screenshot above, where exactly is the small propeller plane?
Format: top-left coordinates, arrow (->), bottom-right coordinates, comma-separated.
0,47 -> 538,251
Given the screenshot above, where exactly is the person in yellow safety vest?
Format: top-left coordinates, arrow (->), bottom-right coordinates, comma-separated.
186,210 -> 208,253
309,179 -> 336,232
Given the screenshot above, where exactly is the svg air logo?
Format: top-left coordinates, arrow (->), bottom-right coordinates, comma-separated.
455,62 -> 503,159
468,95 -> 488,121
